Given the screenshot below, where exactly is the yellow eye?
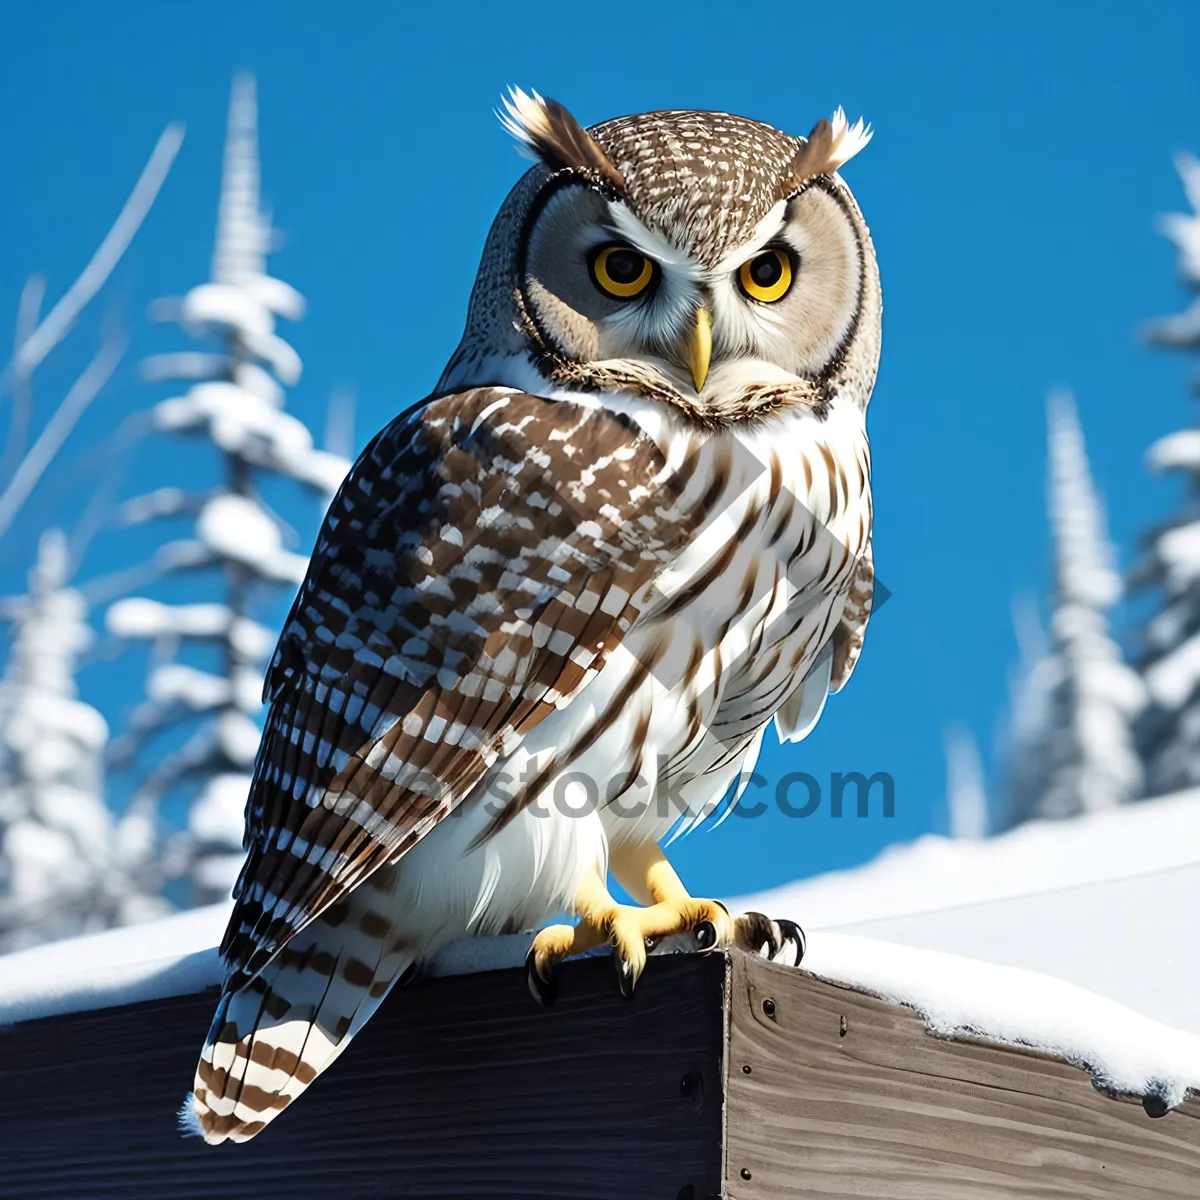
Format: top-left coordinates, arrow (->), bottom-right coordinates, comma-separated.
591,245 -> 655,299
738,248 -> 793,303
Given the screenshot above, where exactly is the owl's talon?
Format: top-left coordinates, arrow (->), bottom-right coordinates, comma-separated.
526,920 -> 601,1005
734,910 -> 780,958
613,948 -> 637,999
775,918 -> 807,966
565,864 -> 735,995
525,947 -> 558,1007
604,913 -> 649,997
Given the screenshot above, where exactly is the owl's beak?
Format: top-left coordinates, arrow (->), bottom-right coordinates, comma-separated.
688,306 -> 712,392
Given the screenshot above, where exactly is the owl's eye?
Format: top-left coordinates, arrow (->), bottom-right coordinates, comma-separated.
590,245 -> 655,299
738,248 -> 794,303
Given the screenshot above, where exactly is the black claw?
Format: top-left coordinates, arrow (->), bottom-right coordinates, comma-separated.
694,920 -> 718,951
612,949 -> 636,1000
525,948 -> 558,1007
742,911 -> 779,958
775,918 -> 807,966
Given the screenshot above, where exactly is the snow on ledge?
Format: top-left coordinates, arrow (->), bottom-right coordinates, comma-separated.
0,905 -> 227,1026
803,931 -> 1200,1110
0,906 -> 1197,1109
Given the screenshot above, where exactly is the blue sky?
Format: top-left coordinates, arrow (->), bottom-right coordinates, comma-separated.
1,0 -> 1198,898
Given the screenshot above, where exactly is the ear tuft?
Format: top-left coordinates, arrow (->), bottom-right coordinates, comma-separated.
826,107 -> 873,170
785,107 -> 873,191
498,87 -> 625,193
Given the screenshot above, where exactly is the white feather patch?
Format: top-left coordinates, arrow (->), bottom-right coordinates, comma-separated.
827,106 -> 873,172
497,86 -> 549,161
606,201 -> 706,278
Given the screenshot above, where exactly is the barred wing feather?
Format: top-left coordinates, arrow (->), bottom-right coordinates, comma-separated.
220,386 -> 694,989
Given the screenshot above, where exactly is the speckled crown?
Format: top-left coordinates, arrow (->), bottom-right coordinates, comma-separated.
497,91 -> 871,268
588,111 -> 804,266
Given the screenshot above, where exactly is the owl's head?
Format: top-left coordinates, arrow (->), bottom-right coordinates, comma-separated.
444,90 -> 881,427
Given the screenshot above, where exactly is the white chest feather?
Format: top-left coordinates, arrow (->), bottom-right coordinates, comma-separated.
480,354 -> 872,842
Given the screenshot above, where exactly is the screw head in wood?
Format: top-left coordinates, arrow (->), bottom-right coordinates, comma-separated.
742,1064 -> 752,1074
740,1167 -> 753,1180
762,996 -> 777,1019
679,1071 -> 701,1097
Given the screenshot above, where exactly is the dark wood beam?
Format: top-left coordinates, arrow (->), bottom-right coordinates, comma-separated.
0,954 -> 725,1199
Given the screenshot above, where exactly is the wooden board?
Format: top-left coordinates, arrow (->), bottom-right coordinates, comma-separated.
0,953 -> 726,1200
723,952 -> 1200,1199
4,946 -> 1197,1198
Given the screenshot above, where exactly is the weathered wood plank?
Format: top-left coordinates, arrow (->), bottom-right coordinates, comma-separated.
0,954 -> 725,1199
723,952 -> 1200,1199
6,946 -> 1196,1198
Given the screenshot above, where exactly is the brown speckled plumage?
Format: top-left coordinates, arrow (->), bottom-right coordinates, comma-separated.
217,387 -> 702,992
192,91 -> 881,1147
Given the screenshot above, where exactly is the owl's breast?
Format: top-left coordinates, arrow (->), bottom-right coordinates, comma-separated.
611,398 -> 872,774
463,387 -> 872,848
641,397 -> 871,642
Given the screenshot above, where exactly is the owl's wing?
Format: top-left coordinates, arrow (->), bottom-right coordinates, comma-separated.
830,539 -> 873,692
774,541 -> 873,742
221,387 -> 693,988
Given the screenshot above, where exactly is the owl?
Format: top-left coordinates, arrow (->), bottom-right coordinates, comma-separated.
190,89 -> 879,1143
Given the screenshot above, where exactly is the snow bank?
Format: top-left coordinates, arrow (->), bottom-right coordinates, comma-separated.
731,790 -> 1200,929
730,792 -> 1200,1035
833,863 -> 1200,1035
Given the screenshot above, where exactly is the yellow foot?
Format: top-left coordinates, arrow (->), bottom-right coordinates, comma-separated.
611,841 -> 807,966
526,876 -> 740,1005
526,852 -> 809,1008
591,896 -> 737,998
631,902 -> 806,964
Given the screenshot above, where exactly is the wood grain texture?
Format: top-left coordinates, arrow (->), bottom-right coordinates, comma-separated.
723,952 -> 1200,1199
0,954 -> 726,1200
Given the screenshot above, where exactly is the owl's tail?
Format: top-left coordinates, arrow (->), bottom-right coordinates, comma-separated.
186,872 -> 416,1145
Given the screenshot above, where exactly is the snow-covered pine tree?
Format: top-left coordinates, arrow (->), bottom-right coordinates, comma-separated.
1130,152 -> 1200,792
0,532 -> 163,950
106,75 -> 348,907
943,725 -> 988,839
1002,392 -> 1146,828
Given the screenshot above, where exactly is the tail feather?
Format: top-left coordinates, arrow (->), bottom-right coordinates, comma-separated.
190,866 -> 415,1144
